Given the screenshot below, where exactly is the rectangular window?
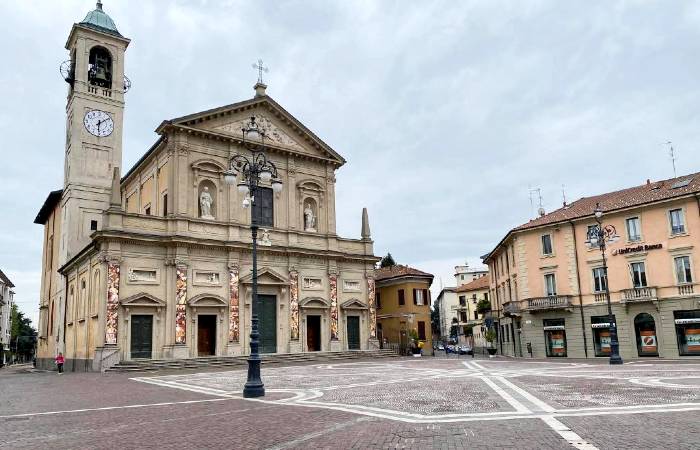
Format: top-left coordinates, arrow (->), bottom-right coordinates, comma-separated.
417,321 -> 426,340
484,292 -> 488,302
459,296 -> 466,306
90,220 -> 98,231
591,315 -> 616,357
413,289 -> 426,305
541,234 -> 553,255
253,187 -> 274,227
162,193 -> 168,216
626,217 -> 641,242
592,267 -> 607,293
144,205 -> 151,216
376,291 -> 381,309
544,273 -> 557,296
630,262 -> 647,288
398,289 -> 405,306
543,318 -> 567,357
675,256 -> 693,284
459,311 -> 467,322
669,208 -> 685,235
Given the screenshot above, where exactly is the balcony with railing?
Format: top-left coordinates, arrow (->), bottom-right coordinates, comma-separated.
525,295 -> 573,312
621,287 -> 657,304
678,284 -> 695,296
503,301 -> 521,316
594,292 -> 607,303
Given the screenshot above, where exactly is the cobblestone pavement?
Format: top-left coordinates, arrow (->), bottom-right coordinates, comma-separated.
1,357 -> 699,449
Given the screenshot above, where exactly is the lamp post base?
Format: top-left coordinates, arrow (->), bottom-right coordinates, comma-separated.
242,357 -> 265,398
609,354 -> 623,365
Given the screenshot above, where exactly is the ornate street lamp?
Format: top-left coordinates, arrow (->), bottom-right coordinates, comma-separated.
586,202 -> 623,365
224,116 -> 283,398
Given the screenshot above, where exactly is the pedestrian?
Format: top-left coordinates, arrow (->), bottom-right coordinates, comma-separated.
55,352 -> 65,374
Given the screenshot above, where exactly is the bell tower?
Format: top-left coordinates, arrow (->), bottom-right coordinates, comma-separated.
60,1 -> 130,263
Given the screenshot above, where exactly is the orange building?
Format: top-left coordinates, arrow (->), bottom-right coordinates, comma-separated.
374,265 -> 434,354
483,172 -> 700,359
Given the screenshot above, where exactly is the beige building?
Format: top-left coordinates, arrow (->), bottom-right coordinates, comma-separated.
483,172 -> 700,359
0,269 -> 15,366
436,263 -> 488,340
454,276 -> 489,347
34,3 -> 379,371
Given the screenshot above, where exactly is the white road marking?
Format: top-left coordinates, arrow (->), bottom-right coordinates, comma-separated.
0,398 -> 232,419
541,416 -> 598,450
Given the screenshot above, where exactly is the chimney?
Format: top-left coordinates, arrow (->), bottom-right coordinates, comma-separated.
646,179 -> 651,185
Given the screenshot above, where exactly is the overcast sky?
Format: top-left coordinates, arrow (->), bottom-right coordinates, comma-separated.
2,1 -> 700,326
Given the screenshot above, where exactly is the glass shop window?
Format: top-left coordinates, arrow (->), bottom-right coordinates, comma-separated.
591,315 -> 616,357
543,318 -> 567,357
674,310 -> 700,356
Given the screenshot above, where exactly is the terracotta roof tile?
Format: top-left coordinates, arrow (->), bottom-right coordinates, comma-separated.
455,276 -> 489,292
374,265 -> 433,282
485,170 -> 700,262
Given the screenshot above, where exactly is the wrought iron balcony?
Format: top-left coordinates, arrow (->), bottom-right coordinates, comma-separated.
503,301 -> 521,315
621,287 -> 657,303
525,295 -> 573,311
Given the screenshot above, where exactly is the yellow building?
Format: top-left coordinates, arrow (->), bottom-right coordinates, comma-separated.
483,171 -> 700,359
374,265 -> 433,354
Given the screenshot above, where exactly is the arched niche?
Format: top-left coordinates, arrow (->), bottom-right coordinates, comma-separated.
88,46 -> 113,89
297,180 -> 324,232
198,179 -> 217,220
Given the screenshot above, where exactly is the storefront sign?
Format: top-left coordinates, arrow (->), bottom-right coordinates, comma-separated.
612,243 -> 662,256
640,330 -> 658,353
543,325 -> 565,331
675,318 -> 700,325
591,322 -> 610,329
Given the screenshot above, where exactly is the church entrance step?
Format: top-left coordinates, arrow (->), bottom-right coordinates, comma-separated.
106,349 -> 399,372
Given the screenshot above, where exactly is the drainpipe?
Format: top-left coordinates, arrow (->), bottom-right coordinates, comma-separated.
569,221 -> 589,358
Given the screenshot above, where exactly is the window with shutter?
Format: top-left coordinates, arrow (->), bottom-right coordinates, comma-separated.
398,289 -> 405,306
413,288 -> 418,305
253,187 -> 274,227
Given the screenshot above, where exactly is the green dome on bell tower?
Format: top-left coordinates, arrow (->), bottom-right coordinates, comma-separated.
79,1 -> 122,37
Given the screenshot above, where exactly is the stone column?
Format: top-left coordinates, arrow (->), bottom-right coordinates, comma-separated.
329,273 -> 340,351
228,265 -> 240,342
174,265 -> 188,349
367,277 -> 377,340
105,262 -> 120,345
289,270 -> 299,340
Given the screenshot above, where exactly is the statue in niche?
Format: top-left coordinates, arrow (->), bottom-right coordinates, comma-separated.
260,228 -> 272,247
304,203 -> 316,232
200,186 -> 214,219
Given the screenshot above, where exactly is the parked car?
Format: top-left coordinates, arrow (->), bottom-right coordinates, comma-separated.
458,345 -> 473,355
437,344 -> 445,351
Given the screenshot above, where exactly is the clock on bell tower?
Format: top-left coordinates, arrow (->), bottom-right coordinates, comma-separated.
60,1 -> 130,262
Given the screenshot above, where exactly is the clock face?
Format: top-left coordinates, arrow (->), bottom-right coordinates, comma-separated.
83,110 -> 114,137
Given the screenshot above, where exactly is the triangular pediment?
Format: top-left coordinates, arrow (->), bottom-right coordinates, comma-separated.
162,96 -> 345,165
239,267 -> 288,285
120,293 -> 166,307
341,298 -> 368,310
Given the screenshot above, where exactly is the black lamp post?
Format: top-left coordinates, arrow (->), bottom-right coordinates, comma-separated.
587,203 -> 623,365
224,117 -> 283,398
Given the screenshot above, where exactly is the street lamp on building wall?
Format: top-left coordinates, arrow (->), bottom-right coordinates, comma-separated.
224,116 -> 283,398
586,203 -> 623,365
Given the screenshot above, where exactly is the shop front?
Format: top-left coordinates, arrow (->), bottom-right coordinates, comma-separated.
590,315 -> 614,357
543,318 -> 567,357
674,310 -> 700,356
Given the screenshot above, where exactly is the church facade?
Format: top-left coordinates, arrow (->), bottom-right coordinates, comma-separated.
35,3 -> 378,371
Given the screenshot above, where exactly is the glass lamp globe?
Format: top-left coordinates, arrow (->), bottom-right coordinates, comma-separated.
237,180 -> 249,195
242,196 -> 251,208
245,127 -> 260,141
589,234 -> 598,246
271,179 -> 283,193
223,170 -> 237,185
260,169 -> 272,183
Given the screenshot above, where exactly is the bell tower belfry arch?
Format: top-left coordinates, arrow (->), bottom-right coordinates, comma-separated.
60,1 -> 130,263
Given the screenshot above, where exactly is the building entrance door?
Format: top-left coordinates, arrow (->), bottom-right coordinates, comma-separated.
347,316 -> 360,350
258,295 -> 277,354
306,315 -> 321,351
635,313 -> 659,357
130,315 -> 153,359
197,315 -> 217,356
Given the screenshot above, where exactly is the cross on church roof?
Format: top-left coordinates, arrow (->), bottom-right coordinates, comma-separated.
252,59 -> 269,84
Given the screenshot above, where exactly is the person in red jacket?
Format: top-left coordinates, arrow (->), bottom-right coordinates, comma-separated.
55,352 -> 65,374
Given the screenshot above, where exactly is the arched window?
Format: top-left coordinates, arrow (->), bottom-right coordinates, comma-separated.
634,313 -> 658,357
88,46 -> 113,89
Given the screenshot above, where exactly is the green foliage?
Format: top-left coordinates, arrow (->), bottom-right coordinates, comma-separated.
476,299 -> 492,316
408,328 -> 419,343
10,304 -> 36,360
379,253 -> 396,268
484,329 -> 497,344
430,302 -> 441,336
